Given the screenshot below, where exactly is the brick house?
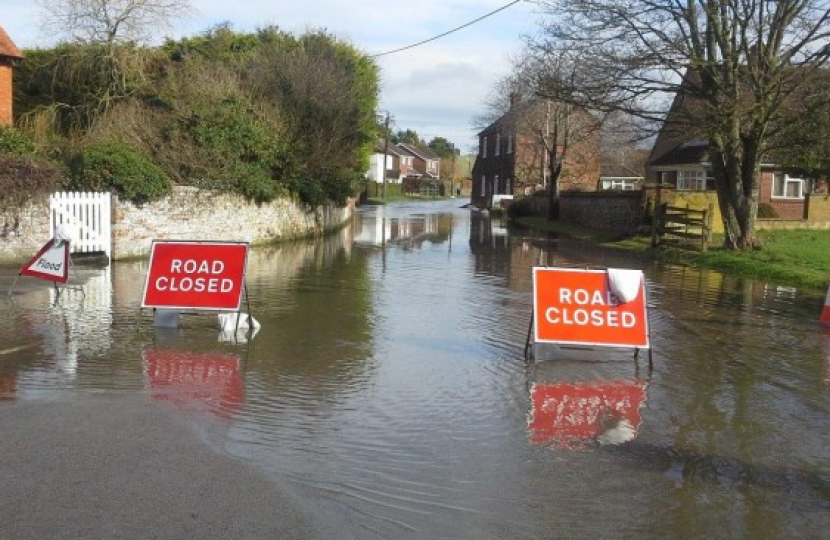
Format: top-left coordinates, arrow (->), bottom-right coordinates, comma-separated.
647,70 -> 824,220
0,22 -> 23,126
367,142 -> 424,185
470,94 -> 601,209
398,143 -> 440,180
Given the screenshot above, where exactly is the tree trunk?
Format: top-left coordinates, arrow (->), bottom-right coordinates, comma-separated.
711,144 -> 759,249
546,157 -> 562,221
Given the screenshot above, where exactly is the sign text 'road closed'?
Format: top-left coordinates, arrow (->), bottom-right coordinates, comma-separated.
533,267 -> 649,349
142,241 -> 249,310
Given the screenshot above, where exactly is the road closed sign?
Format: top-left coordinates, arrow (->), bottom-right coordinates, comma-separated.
533,267 -> 649,349
142,241 -> 249,310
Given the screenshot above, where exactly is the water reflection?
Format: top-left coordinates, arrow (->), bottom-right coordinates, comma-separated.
824,329 -> 830,384
528,379 -> 647,449
0,201 -> 828,538
143,347 -> 244,418
353,204 -> 449,249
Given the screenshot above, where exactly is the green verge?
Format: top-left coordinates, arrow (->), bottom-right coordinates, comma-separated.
515,216 -> 830,292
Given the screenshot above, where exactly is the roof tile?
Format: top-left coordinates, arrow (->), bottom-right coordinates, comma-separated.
0,23 -> 23,60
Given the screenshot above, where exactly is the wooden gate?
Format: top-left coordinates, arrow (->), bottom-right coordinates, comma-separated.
652,202 -> 713,252
49,192 -> 112,257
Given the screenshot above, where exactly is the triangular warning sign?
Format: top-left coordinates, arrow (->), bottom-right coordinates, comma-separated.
19,239 -> 70,284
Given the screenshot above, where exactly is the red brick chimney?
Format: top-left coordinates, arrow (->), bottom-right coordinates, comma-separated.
0,23 -> 24,126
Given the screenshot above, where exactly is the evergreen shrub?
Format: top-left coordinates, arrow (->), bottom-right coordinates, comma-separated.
68,143 -> 171,204
507,196 -> 536,219
0,127 -> 35,155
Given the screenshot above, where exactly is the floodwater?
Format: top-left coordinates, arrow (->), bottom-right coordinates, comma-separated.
0,199 -> 828,538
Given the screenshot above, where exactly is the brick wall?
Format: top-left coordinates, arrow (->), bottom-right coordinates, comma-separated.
560,191 -> 645,233
0,187 -> 355,264
0,196 -> 52,262
0,60 -> 12,125
113,187 -> 354,259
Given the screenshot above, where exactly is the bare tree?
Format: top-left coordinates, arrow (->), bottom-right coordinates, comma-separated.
508,48 -> 606,219
37,0 -> 194,46
531,0 -> 830,249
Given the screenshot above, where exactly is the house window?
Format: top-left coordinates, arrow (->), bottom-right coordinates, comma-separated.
481,136 -> 487,158
507,135 -> 513,154
772,173 -> 807,199
495,133 -> 501,156
480,175 -> 486,196
602,178 -> 638,190
677,169 -> 714,191
494,175 -> 500,194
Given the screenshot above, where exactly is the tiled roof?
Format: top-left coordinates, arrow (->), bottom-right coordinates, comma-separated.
398,143 -> 440,161
375,141 -> 407,156
0,23 -> 23,60
649,140 -> 709,167
600,164 -> 644,178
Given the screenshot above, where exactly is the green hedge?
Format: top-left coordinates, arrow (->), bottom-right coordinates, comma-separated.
68,143 -> 171,204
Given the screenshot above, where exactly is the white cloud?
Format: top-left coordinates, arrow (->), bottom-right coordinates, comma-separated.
2,0 -> 538,148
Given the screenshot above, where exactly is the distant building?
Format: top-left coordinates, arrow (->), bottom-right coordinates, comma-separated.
398,143 -> 441,180
599,164 -> 644,191
0,22 -> 23,126
470,94 -> 601,209
647,68 -> 826,220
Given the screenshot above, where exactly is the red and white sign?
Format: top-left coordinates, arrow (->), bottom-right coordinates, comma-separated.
141,241 -> 249,310
820,285 -> 830,327
533,267 -> 649,348
144,348 -> 245,417
19,239 -> 70,283
527,380 -> 647,447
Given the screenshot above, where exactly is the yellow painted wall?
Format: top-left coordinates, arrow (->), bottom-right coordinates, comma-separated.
664,191 -> 723,233
807,193 -> 830,223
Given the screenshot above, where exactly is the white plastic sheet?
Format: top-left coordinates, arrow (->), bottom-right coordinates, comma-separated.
218,312 -> 261,333
606,268 -> 642,304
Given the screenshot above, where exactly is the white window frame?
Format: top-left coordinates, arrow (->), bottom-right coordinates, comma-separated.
676,169 -> 714,191
772,173 -> 807,199
603,178 -> 638,190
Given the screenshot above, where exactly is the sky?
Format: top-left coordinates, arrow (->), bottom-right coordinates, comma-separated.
2,0 -> 543,153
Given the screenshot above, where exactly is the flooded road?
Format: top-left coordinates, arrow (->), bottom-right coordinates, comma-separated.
1,199 -> 828,538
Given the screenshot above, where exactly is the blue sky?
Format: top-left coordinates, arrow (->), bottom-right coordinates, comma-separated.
3,0 -> 541,152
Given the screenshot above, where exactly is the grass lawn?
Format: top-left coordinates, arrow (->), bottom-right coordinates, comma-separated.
515,216 -> 830,292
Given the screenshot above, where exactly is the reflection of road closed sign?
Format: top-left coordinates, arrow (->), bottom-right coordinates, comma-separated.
20,239 -> 70,283
533,267 -> 649,348
528,380 -> 647,447
142,241 -> 249,310
143,348 -> 245,417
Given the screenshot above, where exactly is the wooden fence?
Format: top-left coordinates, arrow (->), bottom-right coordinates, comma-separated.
652,202 -> 714,252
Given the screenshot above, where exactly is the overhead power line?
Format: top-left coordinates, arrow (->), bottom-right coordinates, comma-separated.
371,0 -> 523,58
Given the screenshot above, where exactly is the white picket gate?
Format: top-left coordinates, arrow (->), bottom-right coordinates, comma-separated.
49,192 -> 112,257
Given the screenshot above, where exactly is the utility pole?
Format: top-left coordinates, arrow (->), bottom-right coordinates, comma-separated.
381,112 -> 390,200
450,143 -> 457,198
